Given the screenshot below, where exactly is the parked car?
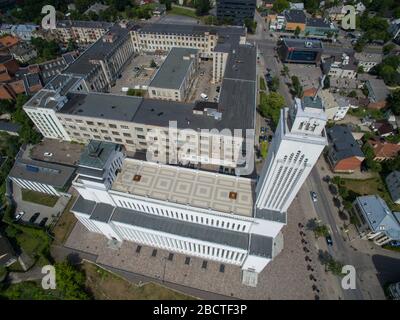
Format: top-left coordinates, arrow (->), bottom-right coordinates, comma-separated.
39,217 -> 48,228
200,93 -> 208,100
29,212 -> 40,224
326,235 -> 333,246
310,191 -> 318,202
260,127 -> 266,134
43,152 -> 53,157
15,211 -> 25,221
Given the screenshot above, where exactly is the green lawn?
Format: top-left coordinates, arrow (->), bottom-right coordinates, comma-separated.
340,177 -> 400,211
21,189 -> 59,207
260,141 -> 268,159
260,77 -> 266,91
169,6 -> 198,19
0,281 -> 61,300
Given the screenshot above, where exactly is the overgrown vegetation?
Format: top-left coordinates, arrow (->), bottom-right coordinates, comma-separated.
318,250 -> 344,276
126,88 -> 145,97
258,92 -> 285,130
21,189 -> 59,207
31,38 -> 60,63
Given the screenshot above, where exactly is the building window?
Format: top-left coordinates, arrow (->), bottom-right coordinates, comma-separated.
184,257 -> 190,265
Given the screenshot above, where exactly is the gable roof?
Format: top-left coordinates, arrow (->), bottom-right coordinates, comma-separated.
327,125 -> 365,163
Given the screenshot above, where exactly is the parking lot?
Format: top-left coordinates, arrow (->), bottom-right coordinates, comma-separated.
287,64 -> 323,89
110,53 -> 163,95
30,139 -> 84,166
187,59 -> 219,103
13,182 -> 71,228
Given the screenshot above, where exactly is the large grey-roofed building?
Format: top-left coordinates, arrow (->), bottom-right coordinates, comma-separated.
9,157 -> 75,196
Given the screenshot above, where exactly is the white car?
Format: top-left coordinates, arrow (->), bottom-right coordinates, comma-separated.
43,152 -> 53,157
15,211 -> 25,221
200,93 -> 208,100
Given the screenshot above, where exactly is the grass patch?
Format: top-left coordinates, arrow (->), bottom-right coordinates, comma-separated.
21,189 -> 59,207
0,281 -> 61,300
51,196 -> 77,244
382,245 -> 400,252
260,77 -> 266,91
340,177 -> 400,211
260,141 -> 268,159
5,223 -> 52,266
169,6 -> 198,19
83,262 -> 195,300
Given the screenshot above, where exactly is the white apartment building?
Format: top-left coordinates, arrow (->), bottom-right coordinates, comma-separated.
354,52 -> 383,73
52,20 -> 112,44
318,89 -> 350,121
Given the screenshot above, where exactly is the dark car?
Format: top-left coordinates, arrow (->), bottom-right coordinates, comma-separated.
326,235 -> 333,246
29,212 -> 40,224
39,217 -> 48,227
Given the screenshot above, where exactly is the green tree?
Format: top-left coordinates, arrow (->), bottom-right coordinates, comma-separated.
268,76 -> 280,92
323,75 -> 330,89
383,43 -> 396,55
195,0 -> 211,16
387,89 -> 400,116
291,75 -> 303,97
357,66 -> 364,74
272,0 -> 290,13
294,26 -> 301,37
259,92 -> 285,129
55,261 -> 91,300
150,59 -> 157,68
304,0 -> 320,14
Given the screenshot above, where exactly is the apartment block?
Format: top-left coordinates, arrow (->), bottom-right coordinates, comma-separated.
52,20 -> 113,44
148,47 -> 199,101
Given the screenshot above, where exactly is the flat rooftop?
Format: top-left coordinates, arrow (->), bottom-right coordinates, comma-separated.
60,92 -> 143,121
112,158 -> 255,217
282,38 -> 323,50
149,47 -> 198,90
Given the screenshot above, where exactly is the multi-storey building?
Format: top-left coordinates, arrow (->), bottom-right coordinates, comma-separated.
23,23 -> 256,171
51,20 -> 113,45
70,93 -> 327,286
216,0 -> 256,25
148,47 -> 199,101
255,96 -> 327,214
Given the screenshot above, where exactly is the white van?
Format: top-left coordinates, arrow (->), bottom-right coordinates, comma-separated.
121,87 -> 129,92
200,93 -> 208,100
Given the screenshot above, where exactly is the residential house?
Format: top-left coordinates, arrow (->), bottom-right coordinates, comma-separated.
371,119 -> 395,137
0,79 -> 27,100
268,14 -> 286,31
38,52 -> 78,84
318,89 -> 350,120
23,73 -> 43,95
9,42 -> 37,63
325,5 -> 345,21
305,18 -> 338,37
0,35 -> 19,52
352,195 -> 400,246
364,79 -> 389,110
0,120 -> 20,136
355,52 -> 383,72
0,231 -> 17,267
303,87 -> 317,97
11,24 -> 38,41
321,53 -> 358,79
326,125 -> 365,173
0,54 -> 19,82
389,18 -> 400,44
84,2 -> 110,15
284,9 -> 307,32
386,171 -> 400,204
367,138 -> 400,162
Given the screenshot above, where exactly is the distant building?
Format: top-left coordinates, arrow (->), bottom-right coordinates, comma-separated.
321,53 -> 358,79
318,89 -> 350,121
371,119 -> 395,137
153,4 -> 166,17
325,5 -> 345,21
9,156 -> 76,196
0,120 -> 21,136
9,42 -> 37,63
0,35 -> 19,51
367,138 -> 400,162
386,171 -> 400,204
11,24 -> 38,41
305,18 -> 338,37
355,52 -> 382,73
0,55 -> 19,82
38,52 -> 78,84
352,195 -> 400,246
326,125 -> 365,173
289,2 -> 304,10
389,18 -> 400,45
365,79 -> 389,110
216,0 -> 256,25
84,2 -> 110,15
278,38 -> 323,64
284,9 -> 306,32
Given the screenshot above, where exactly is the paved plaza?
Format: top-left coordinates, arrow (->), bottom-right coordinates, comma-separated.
64,187 -> 329,300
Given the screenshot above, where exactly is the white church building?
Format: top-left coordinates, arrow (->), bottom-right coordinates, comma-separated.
70,96 -> 327,287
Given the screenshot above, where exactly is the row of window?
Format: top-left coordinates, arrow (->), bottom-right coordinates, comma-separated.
116,197 -> 248,232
